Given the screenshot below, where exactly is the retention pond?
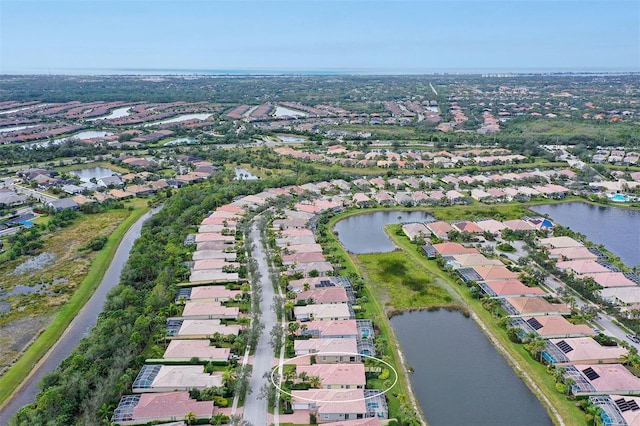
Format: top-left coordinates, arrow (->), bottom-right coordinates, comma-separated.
335,210 -> 553,425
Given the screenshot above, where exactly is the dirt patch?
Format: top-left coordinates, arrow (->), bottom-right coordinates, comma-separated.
0,314 -> 54,376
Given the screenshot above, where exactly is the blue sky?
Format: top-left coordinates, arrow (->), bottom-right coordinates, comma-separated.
1,0 -> 638,74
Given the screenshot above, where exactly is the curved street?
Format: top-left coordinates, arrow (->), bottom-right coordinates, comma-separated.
0,206 -> 161,424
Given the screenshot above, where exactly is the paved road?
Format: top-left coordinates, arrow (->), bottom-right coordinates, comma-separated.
10,184 -> 57,203
242,222 -> 277,426
0,206 -> 161,424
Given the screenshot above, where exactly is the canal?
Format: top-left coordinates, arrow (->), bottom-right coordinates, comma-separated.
531,202 -> 640,267
0,206 -> 162,424
335,210 -> 553,425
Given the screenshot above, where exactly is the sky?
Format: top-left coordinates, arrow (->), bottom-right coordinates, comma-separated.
1,0 -> 639,74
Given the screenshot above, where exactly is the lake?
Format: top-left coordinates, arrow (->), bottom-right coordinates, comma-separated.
70,166 -> 120,183
234,167 -> 259,180
531,202 -> 640,267
142,113 -> 212,127
274,106 -> 306,117
26,131 -> 114,149
391,310 -> 553,426
87,106 -> 131,121
334,210 -> 434,254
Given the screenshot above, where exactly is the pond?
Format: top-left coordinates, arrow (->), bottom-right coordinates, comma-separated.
531,202 -> 640,267
274,106 -> 306,117
234,167 -> 259,180
87,106 -> 131,121
142,113 -> 212,127
69,166 -> 120,183
334,210 -> 434,254
391,310 -> 553,426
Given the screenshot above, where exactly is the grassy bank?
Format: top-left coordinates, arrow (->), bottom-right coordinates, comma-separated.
386,227 -> 586,425
0,204 -> 149,407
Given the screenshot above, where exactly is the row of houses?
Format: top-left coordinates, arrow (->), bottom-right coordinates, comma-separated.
271,203 -> 387,423
113,204 -> 248,425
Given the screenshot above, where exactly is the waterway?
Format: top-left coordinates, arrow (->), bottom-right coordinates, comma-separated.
69,166 -> 121,183
334,210 -> 552,425
0,206 -> 162,424
531,202 -> 640,267
334,210 -> 434,254
391,310 -> 553,426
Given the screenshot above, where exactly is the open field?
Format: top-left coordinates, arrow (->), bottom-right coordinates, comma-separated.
357,249 -> 453,312
0,204 -> 148,405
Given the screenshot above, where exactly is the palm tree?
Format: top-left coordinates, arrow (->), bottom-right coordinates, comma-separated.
222,367 -> 238,388
308,375 -> 322,389
525,337 -> 547,362
298,371 -> 309,384
185,411 -> 198,425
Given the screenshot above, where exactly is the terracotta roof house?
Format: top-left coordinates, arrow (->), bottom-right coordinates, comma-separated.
294,338 -> 360,361
296,363 -> 366,389
565,364 -> 640,396
584,272 -> 638,288
294,304 -> 353,322
184,286 -> 242,302
502,219 -> 536,231
549,246 -> 598,261
291,389 -> 367,422
112,391 -> 214,425
475,219 -> 507,235
282,252 -> 327,265
518,316 -> 595,338
446,253 -> 502,269
503,297 -> 570,317
402,223 -> 430,240
193,259 -> 240,270
132,365 -> 222,393
296,287 -> 349,305
299,320 -> 359,339
479,279 -> 547,298
543,337 -> 628,366
473,265 -> 519,281
556,260 -> 611,276
283,243 -> 324,254
181,301 -> 239,320
451,220 -> 483,234
189,270 -> 239,283
426,221 -> 453,239
192,250 -> 236,261
163,340 -> 230,362
540,236 -> 584,249
289,261 -> 334,277
601,287 -> 640,305
431,242 -> 478,256
372,191 -> 395,206
194,233 -> 235,243
167,319 -> 242,339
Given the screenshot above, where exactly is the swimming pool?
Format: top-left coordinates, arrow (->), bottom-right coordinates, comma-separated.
610,193 -> 629,202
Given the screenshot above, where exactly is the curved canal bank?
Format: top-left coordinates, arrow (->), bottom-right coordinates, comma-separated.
0,206 -> 162,424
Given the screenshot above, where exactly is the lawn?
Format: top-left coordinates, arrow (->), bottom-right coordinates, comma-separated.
55,161 -> 130,174
357,250 -> 453,311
